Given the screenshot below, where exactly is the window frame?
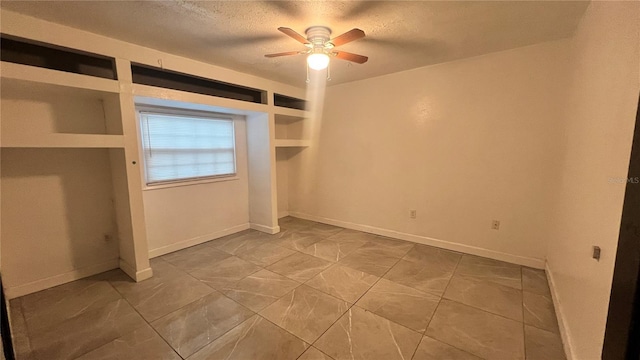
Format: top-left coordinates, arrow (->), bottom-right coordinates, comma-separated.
135,105 -> 238,188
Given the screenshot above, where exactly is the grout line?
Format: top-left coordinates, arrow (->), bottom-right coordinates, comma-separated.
13,298 -> 35,359
104,273 -> 185,360
304,245 -> 410,352
407,255 -> 483,360
174,296 -> 257,358
423,253 -> 462,336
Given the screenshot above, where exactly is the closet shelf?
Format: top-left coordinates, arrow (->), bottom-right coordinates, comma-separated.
274,139 -> 310,148
0,61 -> 120,95
1,133 -> 125,148
274,106 -> 311,119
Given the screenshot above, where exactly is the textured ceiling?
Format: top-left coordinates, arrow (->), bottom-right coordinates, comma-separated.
1,1 -> 589,86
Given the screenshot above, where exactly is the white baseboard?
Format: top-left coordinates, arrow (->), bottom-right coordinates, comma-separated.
250,223 -> 281,234
546,262 -> 574,360
148,223 -> 251,258
4,259 -> 120,299
289,211 -> 545,269
278,211 -> 290,219
119,259 -> 153,282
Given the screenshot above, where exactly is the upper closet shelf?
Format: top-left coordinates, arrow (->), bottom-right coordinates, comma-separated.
274,106 -> 311,119
1,133 -> 125,148
0,61 -> 120,95
274,139 -> 310,148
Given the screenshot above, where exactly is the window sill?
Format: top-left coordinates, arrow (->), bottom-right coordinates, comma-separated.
142,176 -> 240,191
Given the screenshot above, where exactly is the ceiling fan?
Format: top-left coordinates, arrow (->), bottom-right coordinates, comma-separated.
265,26 -> 369,71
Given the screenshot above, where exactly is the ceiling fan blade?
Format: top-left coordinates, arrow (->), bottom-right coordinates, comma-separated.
265,51 -> 304,58
333,51 -> 368,64
330,28 -> 365,47
278,27 -> 309,44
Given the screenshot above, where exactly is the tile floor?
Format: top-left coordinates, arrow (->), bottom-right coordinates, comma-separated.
8,217 -> 566,360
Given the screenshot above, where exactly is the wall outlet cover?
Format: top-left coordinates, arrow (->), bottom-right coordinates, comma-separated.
491,220 -> 500,230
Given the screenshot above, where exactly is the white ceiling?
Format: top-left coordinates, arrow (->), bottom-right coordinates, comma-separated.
1,1 -> 589,86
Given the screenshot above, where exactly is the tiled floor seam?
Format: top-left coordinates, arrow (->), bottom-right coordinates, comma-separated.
63,281 -> 139,360
101,279 -> 185,360
175,256 -> 311,358
358,253 -> 423,360
302,253 -> 408,356
254,314 -> 312,349
13,298 -> 35,359
440,295 -> 527,324
143,287 -> 259,359
411,254 -> 478,360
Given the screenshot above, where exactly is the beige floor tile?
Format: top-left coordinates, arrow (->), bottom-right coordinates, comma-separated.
236,242 -> 296,267
358,237 -> 414,258
272,230 -> 325,251
296,223 -> 344,238
279,216 -> 315,230
523,291 -> 559,332
413,336 -> 483,360
298,347 -> 334,360
426,299 -> 524,360
338,247 -> 401,276
161,243 -> 231,272
111,267 -> 214,321
403,244 -> 462,266
301,239 -> 366,262
260,285 -> 349,343
356,278 -> 440,332
384,259 -> 457,296
315,306 -> 422,360
220,269 -> 300,311
306,264 -> 378,303
443,275 -> 523,321
327,229 -> 380,243
266,252 -> 333,282
212,230 -> 273,255
151,291 -> 254,358
455,255 -> 522,289
522,267 -> 551,295
148,258 -> 190,278
187,315 -> 308,360
17,277 -> 121,334
76,324 -> 180,360
8,299 -> 33,360
189,256 -> 261,290
29,298 -> 147,360
524,325 -> 566,360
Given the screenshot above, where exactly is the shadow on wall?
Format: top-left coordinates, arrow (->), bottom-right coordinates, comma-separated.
0,148 -> 119,289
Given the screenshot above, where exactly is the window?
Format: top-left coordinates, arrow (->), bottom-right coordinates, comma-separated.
138,108 -> 236,185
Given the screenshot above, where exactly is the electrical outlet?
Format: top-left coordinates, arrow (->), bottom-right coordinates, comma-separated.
491,220 -> 500,230
410,210 -> 417,219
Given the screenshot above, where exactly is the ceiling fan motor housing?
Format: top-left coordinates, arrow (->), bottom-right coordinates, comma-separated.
305,26 -> 333,51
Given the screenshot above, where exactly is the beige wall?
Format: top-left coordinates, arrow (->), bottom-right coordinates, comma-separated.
276,148 -> 290,218
143,117 -> 250,257
546,2 -> 640,359
289,39 -> 571,267
1,148 -> 119,290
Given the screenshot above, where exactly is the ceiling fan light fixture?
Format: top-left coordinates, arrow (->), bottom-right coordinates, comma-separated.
307,53 -> 330,70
